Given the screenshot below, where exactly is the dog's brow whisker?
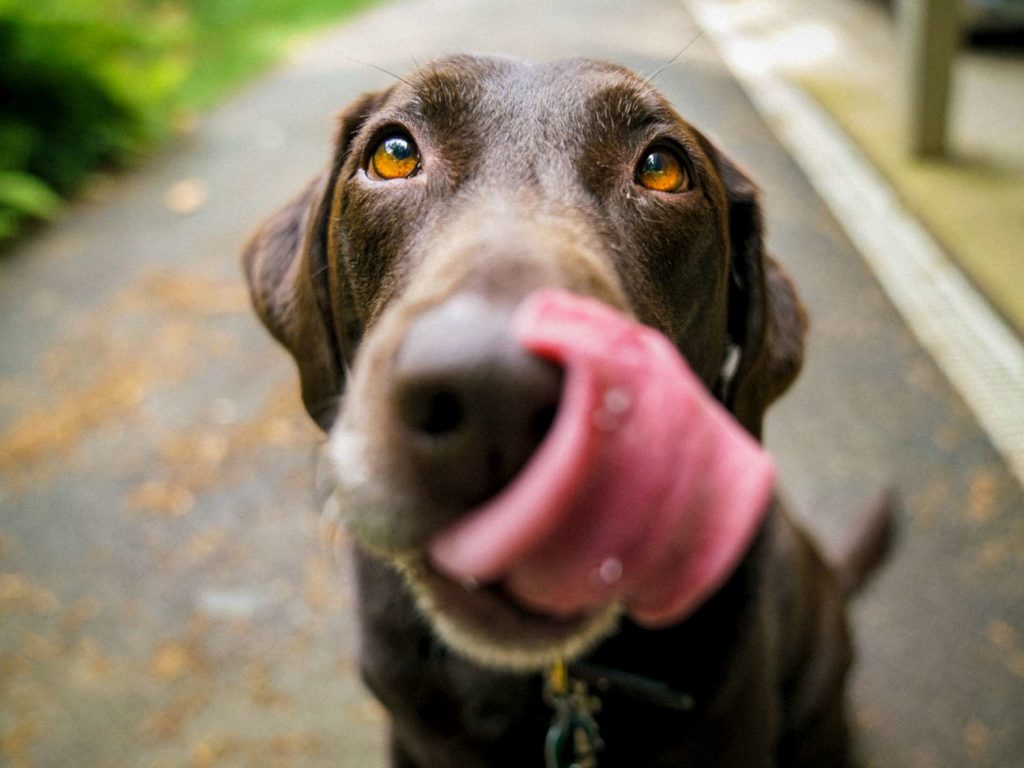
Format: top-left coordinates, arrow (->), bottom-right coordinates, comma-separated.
644,30 -> 705,85
316,450 -> 352,565
346,56 -> 414,87
333,516 -> 349,557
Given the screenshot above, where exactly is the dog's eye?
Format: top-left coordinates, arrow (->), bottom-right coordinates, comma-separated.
369,135 -> 420,180
636,148 -> 690,193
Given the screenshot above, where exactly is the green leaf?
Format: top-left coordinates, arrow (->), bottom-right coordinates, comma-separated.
0,171 -> 61,219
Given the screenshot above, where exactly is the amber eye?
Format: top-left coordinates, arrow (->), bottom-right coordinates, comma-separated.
369,135 -> 419,180
637,148 -> 689,193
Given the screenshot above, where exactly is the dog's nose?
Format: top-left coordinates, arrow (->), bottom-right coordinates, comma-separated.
391,294 -> 563,508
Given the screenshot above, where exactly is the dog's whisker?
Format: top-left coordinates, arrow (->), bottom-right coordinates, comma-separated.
332,515 -> 349,559
316,486 -> 352,568
643,30 -> 705,85
345,56 -> 414,87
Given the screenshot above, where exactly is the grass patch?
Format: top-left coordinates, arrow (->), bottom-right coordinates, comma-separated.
166,0 -> 381,112
799,73 -> 1024,334
0,0 -> 377,244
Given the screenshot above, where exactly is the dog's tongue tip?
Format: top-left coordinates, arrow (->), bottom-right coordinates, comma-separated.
429,289 -> 773,624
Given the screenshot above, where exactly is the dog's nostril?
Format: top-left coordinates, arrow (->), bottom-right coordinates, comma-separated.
399,386 -> 465,438
424,390 -> 464,436
389,295 -> 565,508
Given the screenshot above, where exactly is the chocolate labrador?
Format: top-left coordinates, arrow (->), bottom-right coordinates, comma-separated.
242,55 -> 891,767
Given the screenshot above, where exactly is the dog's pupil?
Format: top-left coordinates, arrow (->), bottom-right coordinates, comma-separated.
645,153 -> 667,173
638,150 -> 686,192
385,137 -> 413,160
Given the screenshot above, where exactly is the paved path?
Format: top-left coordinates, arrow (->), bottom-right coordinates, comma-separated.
1,0 -> 1021,766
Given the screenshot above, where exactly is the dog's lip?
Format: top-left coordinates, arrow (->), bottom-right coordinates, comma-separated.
408,556 -> 599,629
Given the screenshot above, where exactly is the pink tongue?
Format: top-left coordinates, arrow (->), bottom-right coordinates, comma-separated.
428,289 -> 774,627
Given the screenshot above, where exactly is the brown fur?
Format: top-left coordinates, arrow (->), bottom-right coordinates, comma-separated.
242,55 -> 888,767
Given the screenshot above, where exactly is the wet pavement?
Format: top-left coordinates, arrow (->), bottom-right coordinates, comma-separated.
1,0 -> 1022,766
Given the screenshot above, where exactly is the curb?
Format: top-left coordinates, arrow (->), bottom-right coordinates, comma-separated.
684,0 -> 1024,489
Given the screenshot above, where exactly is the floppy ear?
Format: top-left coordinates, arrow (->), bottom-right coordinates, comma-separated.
713,149 -> 807,440
242,90 -> 391,431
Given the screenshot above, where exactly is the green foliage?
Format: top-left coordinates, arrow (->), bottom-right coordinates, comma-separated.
0,0 -> 371,245
0,171 -> 61,240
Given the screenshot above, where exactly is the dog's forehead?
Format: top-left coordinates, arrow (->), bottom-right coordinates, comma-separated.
401,55 -> 679,137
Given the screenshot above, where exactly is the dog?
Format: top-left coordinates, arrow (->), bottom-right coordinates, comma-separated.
242,55 -> 892,767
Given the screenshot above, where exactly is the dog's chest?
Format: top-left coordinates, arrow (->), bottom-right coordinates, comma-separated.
356,552 -> 777,767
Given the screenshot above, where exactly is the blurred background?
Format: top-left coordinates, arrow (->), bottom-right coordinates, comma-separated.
0,0 -> 376,243
1,0 -> 1022,766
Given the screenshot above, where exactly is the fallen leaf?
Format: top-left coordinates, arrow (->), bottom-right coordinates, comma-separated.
150,641 -> 201,682
246,662 -> 292,709
190,737 -> 230,768
0,573 -> 60,614
59,596 -> 100,637
967,468 -> 998,523
1,714 -> 43,767
139,271 -> 249,316
963,718 -> 992,761
186,527 -> 228,562
165,178 -> 209,215
21,632 -> 62,661
127,480 -> 195,518
73,636 -> 112,682
0,365 -> 149,479
143,689 -> 209,741
271,732 -> 321,756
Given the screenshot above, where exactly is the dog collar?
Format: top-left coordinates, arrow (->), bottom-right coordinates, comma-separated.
543,658 -> 696,767
544,659 -> 602,768
714,338 -> 743,404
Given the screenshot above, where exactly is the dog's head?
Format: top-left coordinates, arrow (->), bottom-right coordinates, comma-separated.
243,55 -> 805,668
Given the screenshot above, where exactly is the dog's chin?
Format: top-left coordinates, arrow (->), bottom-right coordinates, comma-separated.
327,434 -> 620,670
390,554 -> 621,672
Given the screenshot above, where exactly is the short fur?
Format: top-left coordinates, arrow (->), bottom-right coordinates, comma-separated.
243,56 -> 888,767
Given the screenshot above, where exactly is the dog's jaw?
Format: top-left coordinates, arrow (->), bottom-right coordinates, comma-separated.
395,555 -> 622,670
326,426 -> 625,671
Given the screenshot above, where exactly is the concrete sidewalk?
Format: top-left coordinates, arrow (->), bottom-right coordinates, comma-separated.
1,0 -> 1021,766
691,0 -> 1024,344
